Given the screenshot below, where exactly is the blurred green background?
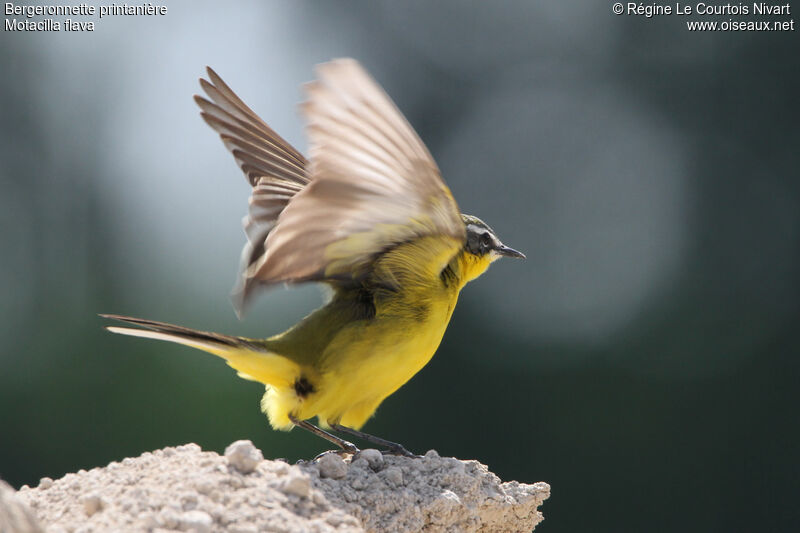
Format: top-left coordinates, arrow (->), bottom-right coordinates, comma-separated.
1,2 -> 798,531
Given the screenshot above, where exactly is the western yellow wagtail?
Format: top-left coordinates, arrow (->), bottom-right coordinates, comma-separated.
103,59 -> 523,456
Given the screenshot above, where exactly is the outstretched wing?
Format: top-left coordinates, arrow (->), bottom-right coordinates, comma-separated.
194,67 -> 310,312
247,58 -> 465,290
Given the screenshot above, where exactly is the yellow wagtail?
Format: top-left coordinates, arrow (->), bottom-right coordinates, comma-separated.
103,59 -> 524,456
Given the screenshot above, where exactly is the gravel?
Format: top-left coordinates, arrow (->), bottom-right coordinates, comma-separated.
5,440 -> 549,532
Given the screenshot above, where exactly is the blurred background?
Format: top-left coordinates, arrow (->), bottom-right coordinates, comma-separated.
1,1 -> 798,531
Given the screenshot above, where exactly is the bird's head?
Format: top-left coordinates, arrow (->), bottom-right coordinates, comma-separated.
462,214 -> 525,261
457,214 -> 524,284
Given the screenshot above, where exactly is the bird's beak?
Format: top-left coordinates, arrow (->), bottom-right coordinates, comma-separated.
495,245 -> 526,259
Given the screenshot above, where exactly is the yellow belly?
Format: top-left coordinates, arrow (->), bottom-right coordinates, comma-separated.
263,292 -> 457,430
260,245 -> 493,431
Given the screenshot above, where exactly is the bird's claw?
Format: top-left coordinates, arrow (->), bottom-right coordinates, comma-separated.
380,445 -> 420,458
314,442 -> 360,461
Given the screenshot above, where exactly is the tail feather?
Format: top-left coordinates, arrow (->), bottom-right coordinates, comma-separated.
101,314 -> 300,387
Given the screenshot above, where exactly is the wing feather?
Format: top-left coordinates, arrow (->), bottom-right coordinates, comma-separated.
197,60 -> 465,313
195,68 -> 311,313
250,59 -> 465,289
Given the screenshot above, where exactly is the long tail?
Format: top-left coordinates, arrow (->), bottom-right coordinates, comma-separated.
101,314 -> 300,387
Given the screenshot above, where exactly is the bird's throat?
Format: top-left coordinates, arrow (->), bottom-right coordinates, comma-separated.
450,249 -> 494,287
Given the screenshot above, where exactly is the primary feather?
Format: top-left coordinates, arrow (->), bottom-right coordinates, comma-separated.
255,59 -> 465,288
195,67 -> 310,313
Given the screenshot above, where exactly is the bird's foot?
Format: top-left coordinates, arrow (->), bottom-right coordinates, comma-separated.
380,443 -> 420,458
313,441 -> 360,461
329,423 -> 421,458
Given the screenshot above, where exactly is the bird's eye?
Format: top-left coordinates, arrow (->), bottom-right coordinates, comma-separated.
481,233 -> 491,245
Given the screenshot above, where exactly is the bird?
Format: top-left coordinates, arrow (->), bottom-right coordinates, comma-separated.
103,59 -> 524,457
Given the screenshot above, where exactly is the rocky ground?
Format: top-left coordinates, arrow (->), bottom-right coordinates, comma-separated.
2,441 -> 549,532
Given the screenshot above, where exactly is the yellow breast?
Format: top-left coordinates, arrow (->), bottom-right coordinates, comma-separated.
261,248 -> 495,431
304,287 -> 457,429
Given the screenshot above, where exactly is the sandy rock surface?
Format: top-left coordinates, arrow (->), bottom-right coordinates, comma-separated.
5,441 -> 549,533
1,479 -> 43,533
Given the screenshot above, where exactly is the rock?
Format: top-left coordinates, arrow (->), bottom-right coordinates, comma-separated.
15,442 -> 549,532
224,440 -> 263,474
81,493 -> 104,516
381,466 -> 403,486
318,453 -> 348,479
281,474 -> 311,498
0,479 -> 44,533
357,449 -> 384,471
178,509 -> 212,533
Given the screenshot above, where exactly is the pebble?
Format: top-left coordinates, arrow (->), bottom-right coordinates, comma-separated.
159,508 -> 180,529
358,449 -> 384,471
179,510 -> 213,533
81,494 -> 104,516
317,453 -> 348,479
224,440 -> 264,474
425,449 -> 440,459
382,467 -> 403,486
281,475 -> 311,498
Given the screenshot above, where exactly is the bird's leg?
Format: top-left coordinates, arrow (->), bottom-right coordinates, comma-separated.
331,423 -> 419,458
289,414 -> 360,456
